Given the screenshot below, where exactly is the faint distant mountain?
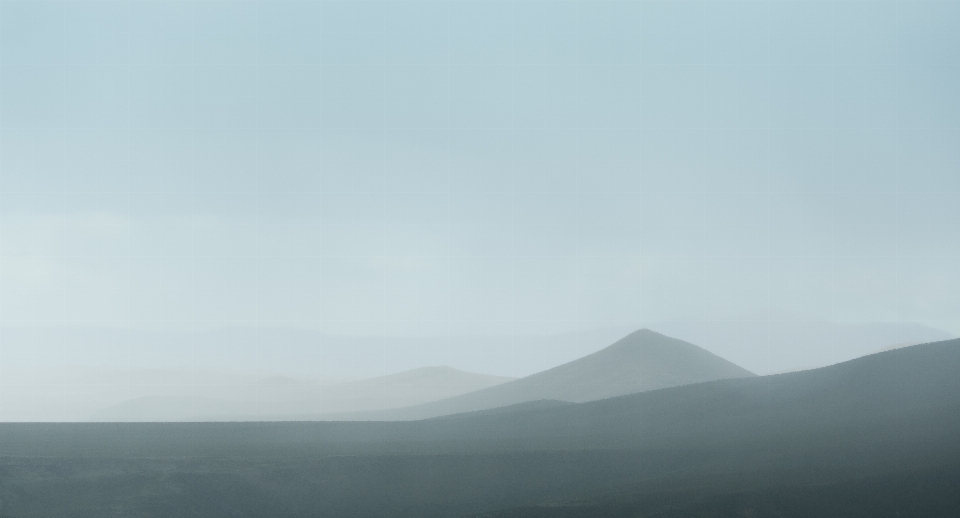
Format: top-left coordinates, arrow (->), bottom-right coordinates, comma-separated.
329,329 -> 755,420
0,325 -> 635,379
310,366 -> 515,413
89,366 -> 513,422
6,338 -> 960,518
0,367 -> 342,422
1,324 -> 630,421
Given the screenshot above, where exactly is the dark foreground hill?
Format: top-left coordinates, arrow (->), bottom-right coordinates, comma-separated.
1,338 -> 959,517
324,329 -> 756,420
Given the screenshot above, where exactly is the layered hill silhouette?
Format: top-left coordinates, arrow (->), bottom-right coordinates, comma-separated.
91,366 -> 513,422
2,325 -> 636,421
3,337 -> 959,517
323,329 -> 756,420
50,337 -> 960,458
93,329 -> 752,422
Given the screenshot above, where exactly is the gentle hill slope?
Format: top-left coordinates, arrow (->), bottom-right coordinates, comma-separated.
648,319 -> 953,374
1,338 -> 959,518
90,366 -> 513,422
10,336 -> 954,460
367,336 -> 960,457
333,329 -> 755,420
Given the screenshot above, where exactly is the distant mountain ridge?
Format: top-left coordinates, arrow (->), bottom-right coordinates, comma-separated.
91,329 -> 754,422
91,366 -> 514,422
6,338 -> 959,518
6,322 -> 948,421
321,329 -> 756,420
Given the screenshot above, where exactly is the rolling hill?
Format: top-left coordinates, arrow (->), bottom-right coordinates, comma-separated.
329,328 -> 756,420
1,337 -> 958,517
648,319 -> 953,374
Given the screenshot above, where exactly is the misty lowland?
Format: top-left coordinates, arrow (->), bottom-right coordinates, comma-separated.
2,1 -> 959,517
2,330 -> 960,517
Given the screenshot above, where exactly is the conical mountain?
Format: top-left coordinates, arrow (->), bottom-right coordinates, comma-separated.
332,329 -> 755,420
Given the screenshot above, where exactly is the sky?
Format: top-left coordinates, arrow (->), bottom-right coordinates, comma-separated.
1,0 -> 959,346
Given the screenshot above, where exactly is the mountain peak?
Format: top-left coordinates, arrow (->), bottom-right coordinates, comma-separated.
584,328 -> 754,377
359,330 -> 755,420
529,328 -> 756,399
604,328 -> 670,348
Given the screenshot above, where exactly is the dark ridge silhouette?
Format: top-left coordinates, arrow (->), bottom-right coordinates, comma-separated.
0,337 -> 957,518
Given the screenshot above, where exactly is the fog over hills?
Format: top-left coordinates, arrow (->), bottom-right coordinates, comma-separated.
1,321 -> 950,421
1,0 -> 957,515
90,366 -> 514,422
327,329 -> 755,421
89,330 -> 751,422
0,326 -> 629,421
649,319 -> 954,375
2,337 -> 958,517
0,367 -> 336,422
0,326 -> 637,380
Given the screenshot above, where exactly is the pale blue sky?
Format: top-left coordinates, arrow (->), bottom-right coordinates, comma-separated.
1,0 -> 958,338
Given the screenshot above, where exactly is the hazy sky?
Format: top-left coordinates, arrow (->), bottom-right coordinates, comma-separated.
1,0 -> 958,339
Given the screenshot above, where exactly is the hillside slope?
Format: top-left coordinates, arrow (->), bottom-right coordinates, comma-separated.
1,338 -> 959,518
333,329 -> 755,420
